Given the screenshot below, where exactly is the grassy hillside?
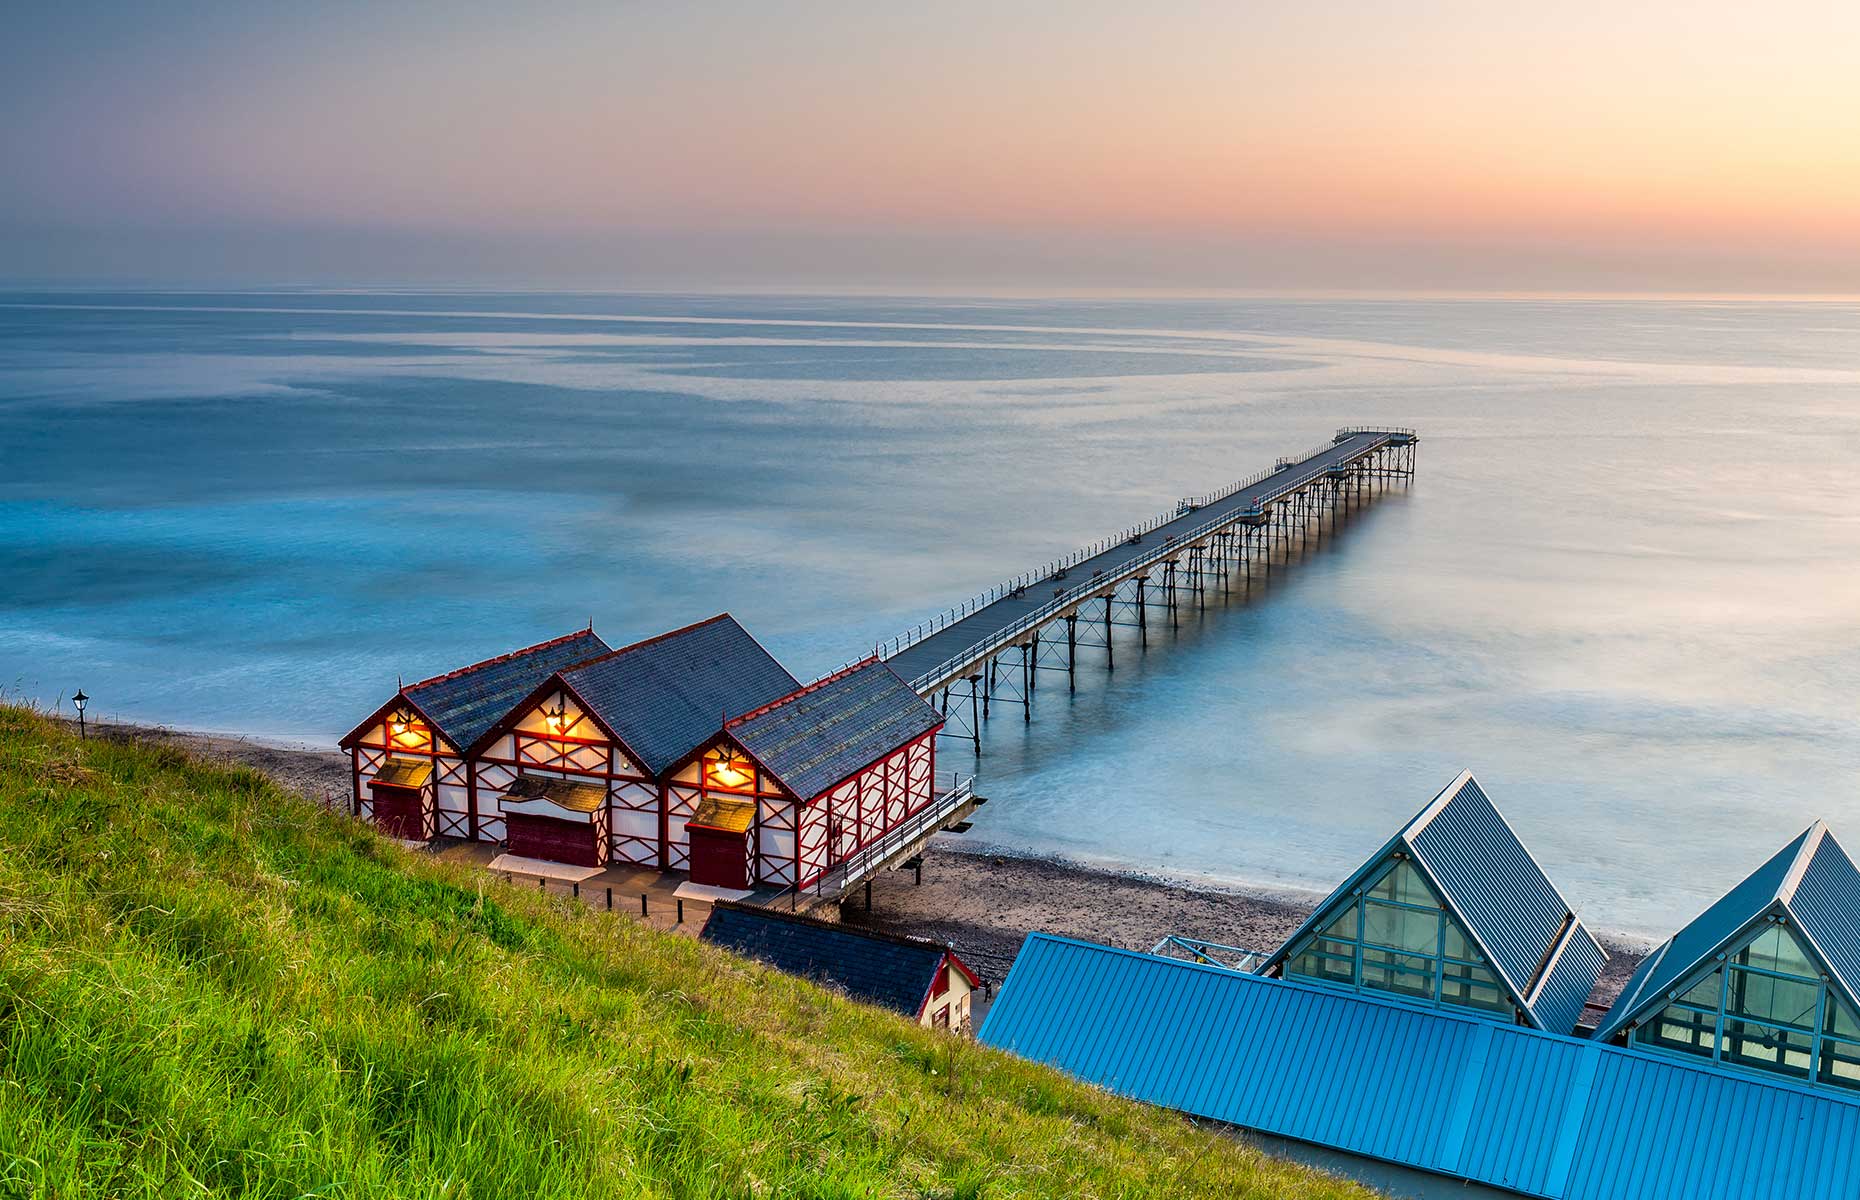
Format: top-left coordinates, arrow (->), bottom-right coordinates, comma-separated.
0,706 -> 1369,1199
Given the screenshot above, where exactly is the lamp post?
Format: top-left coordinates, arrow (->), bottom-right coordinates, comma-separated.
72,690 -> 88,740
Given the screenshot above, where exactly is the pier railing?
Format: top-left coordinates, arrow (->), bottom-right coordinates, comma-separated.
892,434 -> 1399,690
1149,934 -> 1267,973
867,430 -> 1393,670
776,772 -> 977,905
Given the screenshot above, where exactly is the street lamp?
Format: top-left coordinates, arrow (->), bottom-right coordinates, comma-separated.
72,690 -> 88,740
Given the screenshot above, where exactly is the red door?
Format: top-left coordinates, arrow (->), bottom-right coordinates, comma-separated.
370,784 -> 430,839
688,826 -> 749,889
506,812 -> 603,867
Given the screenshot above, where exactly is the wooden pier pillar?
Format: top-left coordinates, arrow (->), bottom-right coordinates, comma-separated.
1103,594 -> 1114,670
1136,576 -> 1148,646
1066,614 -> 1078,691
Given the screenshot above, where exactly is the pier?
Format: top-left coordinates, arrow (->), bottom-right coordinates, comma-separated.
875,427 -> 1418,753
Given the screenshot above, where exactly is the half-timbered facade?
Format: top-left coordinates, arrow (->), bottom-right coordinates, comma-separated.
338,628 -> 609,841
692,657 -> 943,890
468,614 -> 801,871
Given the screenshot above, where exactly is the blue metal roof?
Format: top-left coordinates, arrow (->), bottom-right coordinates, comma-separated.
1262,771 -> 1604,1033
557,614 -> 799,776
728,659 -> 942,801
982,933 -> 1860,1200
1529,925 -> 1609,1038
1784,828 -> 1860,1014
353,629 -> 611,752
1597,823 -> 1860,1043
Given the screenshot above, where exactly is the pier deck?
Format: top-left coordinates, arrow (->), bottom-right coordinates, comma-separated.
873,427 -> 1418,749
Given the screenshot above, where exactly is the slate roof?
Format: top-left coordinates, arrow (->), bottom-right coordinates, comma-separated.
699,902 -> 968,1018
727,658 -> 942,801
983,933 -> 1860,1200
1263,771 -> 1605,1033
1595,822 -> 1860,1042
556,614 -> 799,776
356,629 -> 610,752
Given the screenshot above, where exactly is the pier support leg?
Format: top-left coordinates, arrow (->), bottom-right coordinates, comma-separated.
1136,577 -> 1147,647
968,675 -> 981,757
1103,594 -> 1114,670
1021,642 -> 1032,723
1066,614 -> 1078,692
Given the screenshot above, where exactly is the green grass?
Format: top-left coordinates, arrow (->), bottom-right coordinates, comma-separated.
0,705 -> 1371,1199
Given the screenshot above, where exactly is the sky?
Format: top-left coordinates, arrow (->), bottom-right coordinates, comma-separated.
4,0 -> 1859,292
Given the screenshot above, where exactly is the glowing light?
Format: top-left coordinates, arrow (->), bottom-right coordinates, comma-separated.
544,699 -> 571,736
706,747 -> 753,790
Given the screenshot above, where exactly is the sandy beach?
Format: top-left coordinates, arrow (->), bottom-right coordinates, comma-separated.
74,715 -> 1648,1009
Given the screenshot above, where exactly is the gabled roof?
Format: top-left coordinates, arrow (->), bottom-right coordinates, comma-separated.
552,614 -> 799,777
982,933 -> 1860,1200
1595,821 -> 1860,1042
341,629 -> 610,752
699,902 -> 976,1018
1263,771 -> 1605,1033
726,658 -> 942,802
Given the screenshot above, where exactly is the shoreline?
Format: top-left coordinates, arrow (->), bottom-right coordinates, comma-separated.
68,715 -> 1649,1004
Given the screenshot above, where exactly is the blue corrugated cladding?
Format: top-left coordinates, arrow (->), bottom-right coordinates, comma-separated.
1564,1049 -> 1860,1200
1532,930 -> 1609,1038
982,933 -> 1860,1200
1410,777 -> 1569,1004
1787,832 -> 1860,1012
1594,828 -> 1813,1040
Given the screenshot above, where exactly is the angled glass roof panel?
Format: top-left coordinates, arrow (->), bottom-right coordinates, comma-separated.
1265,772 -> 1602,1032
1596,825 -> 1820,1042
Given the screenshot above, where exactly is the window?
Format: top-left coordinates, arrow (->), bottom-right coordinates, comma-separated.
1633,919 -> 1860,1091
1286,859 -> 1512,1018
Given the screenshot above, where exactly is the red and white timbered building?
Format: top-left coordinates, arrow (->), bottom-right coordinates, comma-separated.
343,617 -> 948,889
338,629 -> 609,841
688,657 -> 944,891
466,614 -> 801,871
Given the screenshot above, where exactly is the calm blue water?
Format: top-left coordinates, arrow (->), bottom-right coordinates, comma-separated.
5,290 -> 1860,938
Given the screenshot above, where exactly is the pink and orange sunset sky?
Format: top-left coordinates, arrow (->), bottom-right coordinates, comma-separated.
5,1 -> 1859,291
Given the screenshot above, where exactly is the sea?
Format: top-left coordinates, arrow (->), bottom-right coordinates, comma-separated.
4,289 -> 1858,941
